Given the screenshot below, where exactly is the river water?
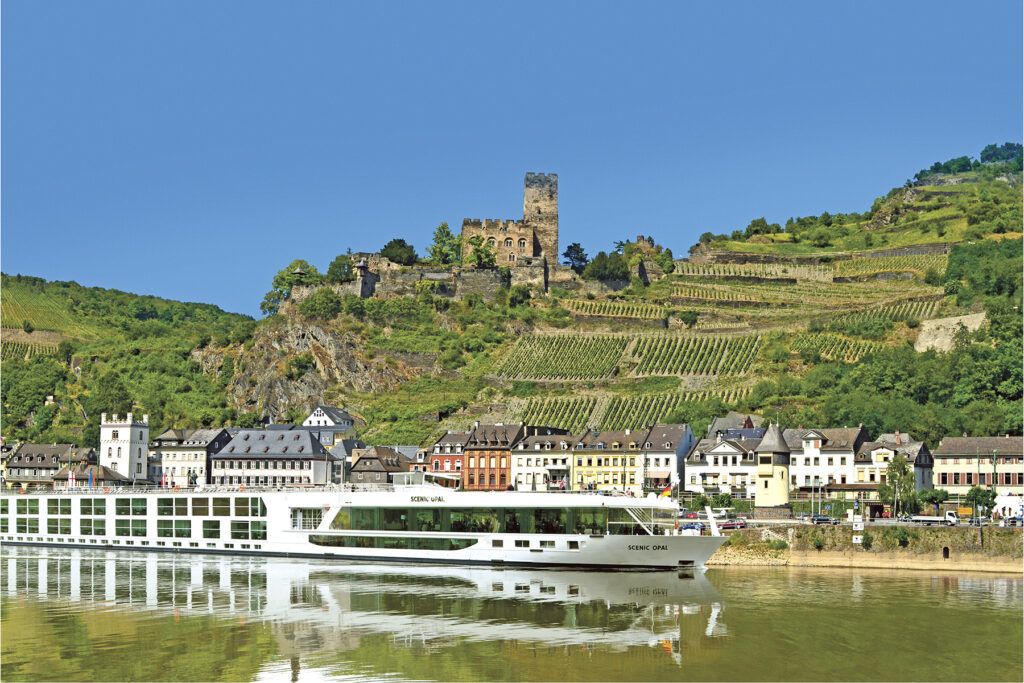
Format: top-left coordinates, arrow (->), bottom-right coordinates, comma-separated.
1,547 -> 1020,682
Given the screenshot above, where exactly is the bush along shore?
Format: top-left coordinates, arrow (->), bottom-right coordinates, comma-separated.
708,525 -> 1023,573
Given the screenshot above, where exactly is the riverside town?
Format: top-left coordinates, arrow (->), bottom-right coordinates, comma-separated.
2,4 -> 1022,678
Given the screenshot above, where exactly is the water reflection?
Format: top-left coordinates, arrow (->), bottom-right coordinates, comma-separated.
3,547 -> 724,658
2,547 -> 1021,682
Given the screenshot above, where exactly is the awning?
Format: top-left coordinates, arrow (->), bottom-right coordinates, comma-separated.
646,470 -> 672,479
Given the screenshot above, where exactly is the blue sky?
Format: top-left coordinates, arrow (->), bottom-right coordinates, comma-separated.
2,1 -> 1021,317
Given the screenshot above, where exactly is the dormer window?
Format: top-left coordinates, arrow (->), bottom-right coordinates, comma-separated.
628,443 -> 637,450
664,442 -> 672,449
243,434 -> 250,441
112,430 -> 119,439
263,447 -> 269,453
298,446 -> 304,453
645,442 -> 652,449
244,447 -> 251,453
612,442 -> 620,450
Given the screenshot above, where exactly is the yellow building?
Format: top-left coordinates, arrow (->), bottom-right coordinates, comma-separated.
572,429 -> 645,495
755,424 -> 790,508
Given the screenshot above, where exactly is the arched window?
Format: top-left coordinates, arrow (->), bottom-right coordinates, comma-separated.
117,447 -> 121,457
519,238 -> 527,249
487,237 -> 495,246
508,253 -> 516,262
108,447 -> 112,457
504,238 -> 513,247
112,430 -> 119,440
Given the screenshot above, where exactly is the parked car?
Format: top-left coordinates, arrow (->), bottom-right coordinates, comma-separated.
1000,517 -> 1022,527
719,519 -> 747,530
809,514 -> 840,525
681,522 -> 705,532
684,512 -> 699,519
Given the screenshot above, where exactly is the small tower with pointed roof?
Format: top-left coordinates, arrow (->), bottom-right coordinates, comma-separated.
755,422 -> 791,508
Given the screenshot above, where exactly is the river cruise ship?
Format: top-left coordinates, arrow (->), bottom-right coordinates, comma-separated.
0,483 -> 726,569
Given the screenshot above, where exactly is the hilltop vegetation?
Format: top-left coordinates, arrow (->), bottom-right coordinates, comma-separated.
1,145 -> 1021,450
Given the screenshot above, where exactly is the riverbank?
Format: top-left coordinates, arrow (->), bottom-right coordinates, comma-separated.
708,524 -> 1023,573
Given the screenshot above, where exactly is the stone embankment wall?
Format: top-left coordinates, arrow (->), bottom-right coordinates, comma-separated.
708,524 -> 1023,573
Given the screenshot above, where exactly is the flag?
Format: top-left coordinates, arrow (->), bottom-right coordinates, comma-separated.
90,469 -> 94,488
659,485 -> 672,498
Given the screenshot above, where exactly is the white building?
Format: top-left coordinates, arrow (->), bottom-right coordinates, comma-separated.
684,437 -> 759,498
150,428 -> 231,486
513,434 -> 575,491
100,413 -> 149,482
784,427 -> 869,494
642,424 -> 696,490
211,429 -> 344,486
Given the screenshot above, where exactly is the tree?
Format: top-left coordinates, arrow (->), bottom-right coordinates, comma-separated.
581,251 -> 629,281
965,486 -> 997,516
918,488 -> 949,513
507,285 -> 531,308
22,319 -> 34,334
464,235 -> 496,268
260,259 -> 324,316
57,340 -> 74,365
562,242 -> 589,274
655,248 -> 675,274
877,454 -> 920,515
381,238 -> 418,266
711,493 -> 733,509
426,222 -> 460,265
326,253 -> 356,283
690,494 -> 710,510
299,288 -> 344,319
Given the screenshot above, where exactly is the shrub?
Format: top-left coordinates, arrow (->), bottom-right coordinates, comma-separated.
285,354 -> 315,380
905,317 -> 920,329
22,320 -> 34,334
860,530 -> 873,550
767,539 -> 788,551
810,533 -> 825,551
299,288 -> 344,319
729,533 -> 749,547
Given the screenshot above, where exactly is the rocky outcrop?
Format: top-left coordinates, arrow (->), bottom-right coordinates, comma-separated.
192,320 -> 430,421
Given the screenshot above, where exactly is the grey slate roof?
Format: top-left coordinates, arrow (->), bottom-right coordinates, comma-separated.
351,446 -> 412,472
516,434 -> 578,451
53,464 -> 129,483
706,412 -> 763,438
216,429 -> 337,459
575,428 -> 648,449
784,427 -> 869,452
857,439 -> 930,464
330,438 -> 367,459
756,424 -> 790,454
646,424 -> 689,450
315,405 -> 354,424
933,436 -> 1023,457
6,444 -> 94,470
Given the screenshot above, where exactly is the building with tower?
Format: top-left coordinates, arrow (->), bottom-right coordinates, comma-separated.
100,413 -> 150,482
461,172 -> 559,268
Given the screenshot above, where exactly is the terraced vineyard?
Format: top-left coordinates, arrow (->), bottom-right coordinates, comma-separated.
831,299 -> 940,325
632,335 -> 761,376
834,254 -> 948,278
562,299 -> 667,319
497,335 -> 628,380
600,388 -> 752,430
674,262 -> 832,281
673,284 -> 762,304
791,333 -> 888,362
0,341 -> 58,361
519,396 -> 599,431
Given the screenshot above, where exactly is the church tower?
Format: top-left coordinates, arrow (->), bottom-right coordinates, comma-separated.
100,413 -> 150,482
523,173 -> 558,267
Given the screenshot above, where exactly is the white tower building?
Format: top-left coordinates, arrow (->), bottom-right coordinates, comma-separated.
100,413 -> 150,482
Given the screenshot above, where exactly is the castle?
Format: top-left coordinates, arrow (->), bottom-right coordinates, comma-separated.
460,172 -> 558,268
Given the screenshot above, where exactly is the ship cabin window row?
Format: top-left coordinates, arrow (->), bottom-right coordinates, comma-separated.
328,506 -> 657,535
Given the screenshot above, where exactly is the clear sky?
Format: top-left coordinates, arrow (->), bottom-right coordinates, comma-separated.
2,1 -> 1021,317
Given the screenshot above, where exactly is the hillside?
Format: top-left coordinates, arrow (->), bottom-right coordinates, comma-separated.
2,147 -> 1021,450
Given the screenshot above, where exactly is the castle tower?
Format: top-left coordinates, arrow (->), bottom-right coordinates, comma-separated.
755,423 -> 790,508
100,412 -> 150,482
523,172 -> 558,267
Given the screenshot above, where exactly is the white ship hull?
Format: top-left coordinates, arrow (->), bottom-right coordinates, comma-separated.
0,485 -> 726,569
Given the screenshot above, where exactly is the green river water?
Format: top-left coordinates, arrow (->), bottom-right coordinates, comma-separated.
0,546 -> 1020,681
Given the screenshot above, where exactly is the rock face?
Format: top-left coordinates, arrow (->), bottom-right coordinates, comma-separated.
915,313 -> 986,353
192,320 -> 425,422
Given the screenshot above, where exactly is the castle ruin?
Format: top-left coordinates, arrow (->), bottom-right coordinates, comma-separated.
461,173 -> 558,268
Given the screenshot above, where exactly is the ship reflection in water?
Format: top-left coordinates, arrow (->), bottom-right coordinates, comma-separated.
3,547 -> 725,670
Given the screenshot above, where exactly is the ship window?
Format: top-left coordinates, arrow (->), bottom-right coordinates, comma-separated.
534,509 -> 567,534
192,498 -> 209,516
492,539 -> 504,548
203,520 -> 220,538
48,518 -> 71,534
540,540 -> 555,548
309,535 -> 477,551
450,508 -> 500,533
568,540 -> 580,550
414,509 -> 442,532
515,539 -> 529,548
231,521 -> 251,539
291,508 -> 323,529
158,498 -> 174,516
213,498 -> 231,516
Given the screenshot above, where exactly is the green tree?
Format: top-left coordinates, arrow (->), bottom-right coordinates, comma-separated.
711,493 -> 733,509
21,319 -> 34,334
326,253 -> 356,283
381,238 -> 418,265
465,235 -> 496,268
299,288 -> 344,319
426,222 -> 460,265
507,285 -> 531,308
260,259 -> 324,316
57,340 -> 74,365
581,251 -> 629,281
964,486 -> 997,516
562,242 -> 589,274
876,454 -> 920,515
918,488 -> 949,513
